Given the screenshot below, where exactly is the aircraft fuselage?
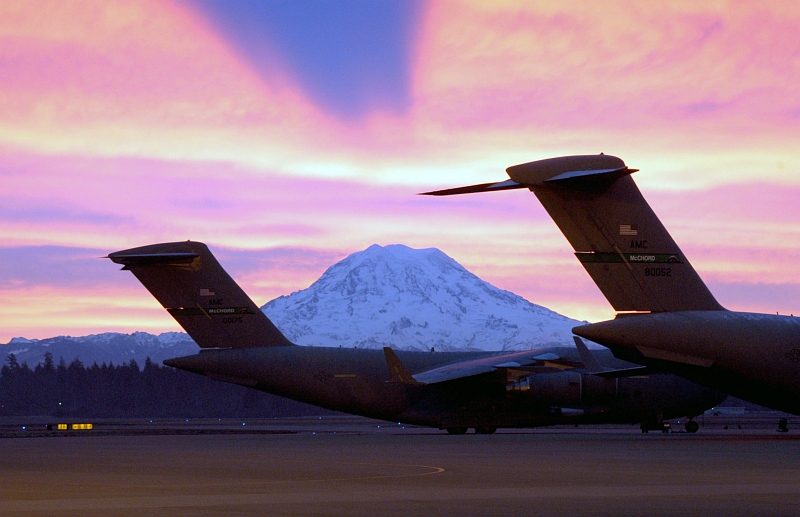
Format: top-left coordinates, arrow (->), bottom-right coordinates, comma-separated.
165,345 -> 724,429
575,311 -> 800,414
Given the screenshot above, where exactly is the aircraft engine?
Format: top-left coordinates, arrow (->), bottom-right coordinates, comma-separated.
507,372 -> 618,406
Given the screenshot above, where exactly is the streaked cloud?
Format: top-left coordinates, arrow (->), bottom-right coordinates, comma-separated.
410,1 -> 800,187
0,1 -> 798,341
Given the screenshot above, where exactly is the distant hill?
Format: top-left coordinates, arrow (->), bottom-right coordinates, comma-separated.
2,244 -> 583,367
2,332 -> 197,369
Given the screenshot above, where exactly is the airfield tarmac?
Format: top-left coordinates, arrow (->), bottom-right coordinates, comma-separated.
1,416 -> 799,516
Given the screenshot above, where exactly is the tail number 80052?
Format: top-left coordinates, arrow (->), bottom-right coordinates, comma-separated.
644,267 -> 671,277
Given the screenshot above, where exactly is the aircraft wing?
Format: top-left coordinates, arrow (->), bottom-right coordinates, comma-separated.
409,349 -> 575,385
588,367 -> 653,378
397,342 -> 654,385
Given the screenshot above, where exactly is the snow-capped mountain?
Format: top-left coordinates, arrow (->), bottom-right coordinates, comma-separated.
262,244 -> 581,352
1,244 -> 585,366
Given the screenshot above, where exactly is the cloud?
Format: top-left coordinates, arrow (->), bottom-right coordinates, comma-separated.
403,1 -> 800,186
0,246 -> 112,290
1,1 -> 799,340
0,244 -> 347,342
0,0 -> 332,167
709,281 -> 800,315
2,1 -> 799,191
189,0 -> 426,120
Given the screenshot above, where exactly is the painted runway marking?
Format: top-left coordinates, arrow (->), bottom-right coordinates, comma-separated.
119,461 -> 447,489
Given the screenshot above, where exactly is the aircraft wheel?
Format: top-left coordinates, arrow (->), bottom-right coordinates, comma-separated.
685,420 -> 699,433
474,426 -> 497,435
446,427 -> 468,435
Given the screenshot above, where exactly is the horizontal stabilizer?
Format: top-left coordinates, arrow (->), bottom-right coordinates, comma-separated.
420,179 -> 525,196
108,252 -> 199,270
419,157 -> 636,196
504,154 -> 634,185
545,166 -> 631,183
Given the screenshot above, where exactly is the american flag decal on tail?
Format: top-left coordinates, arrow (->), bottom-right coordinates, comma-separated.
620,224 -> 638,236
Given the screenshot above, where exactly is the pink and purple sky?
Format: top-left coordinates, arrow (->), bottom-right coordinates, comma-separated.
2,1 -> 799,342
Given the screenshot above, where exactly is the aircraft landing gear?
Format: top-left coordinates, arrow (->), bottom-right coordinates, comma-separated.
685,420 -> 699,433
778,418 -> 789,433
474,426 -> 497,435
446,427 -> 468,435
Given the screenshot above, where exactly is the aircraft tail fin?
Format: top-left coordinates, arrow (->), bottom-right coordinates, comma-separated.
423,155 -> 723,313
572,336 -> 650,377
108,241 -> 293,349
383,347 -> 422,384
573,336 -> 604,372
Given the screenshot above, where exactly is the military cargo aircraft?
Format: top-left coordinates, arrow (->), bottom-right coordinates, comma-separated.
424,154 -> 800,415
108,241 -> 723,433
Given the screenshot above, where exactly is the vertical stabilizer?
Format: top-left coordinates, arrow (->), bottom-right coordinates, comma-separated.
512,159 -> 722,312
108,241 -> 293,348
423,155 -> 723,313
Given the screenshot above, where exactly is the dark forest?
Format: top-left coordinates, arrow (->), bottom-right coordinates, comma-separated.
0,353 -> 329,418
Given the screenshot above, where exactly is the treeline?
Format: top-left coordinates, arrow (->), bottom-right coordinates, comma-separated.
0,353 -> 330,418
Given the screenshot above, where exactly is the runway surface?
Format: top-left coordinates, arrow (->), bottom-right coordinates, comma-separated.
2,417 -> 799,516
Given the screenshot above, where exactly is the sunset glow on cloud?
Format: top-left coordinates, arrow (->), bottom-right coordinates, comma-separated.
1,0 -> 799,342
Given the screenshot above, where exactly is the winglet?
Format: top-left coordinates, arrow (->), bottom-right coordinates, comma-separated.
383,347 -> 422,384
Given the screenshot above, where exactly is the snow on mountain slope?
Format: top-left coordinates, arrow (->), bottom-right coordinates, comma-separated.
262,244 -> 582,352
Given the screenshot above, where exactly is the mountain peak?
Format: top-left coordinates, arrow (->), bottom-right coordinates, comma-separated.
263,244 -> 579,352
330,243 -> 464,272
308,243 -> 469,301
